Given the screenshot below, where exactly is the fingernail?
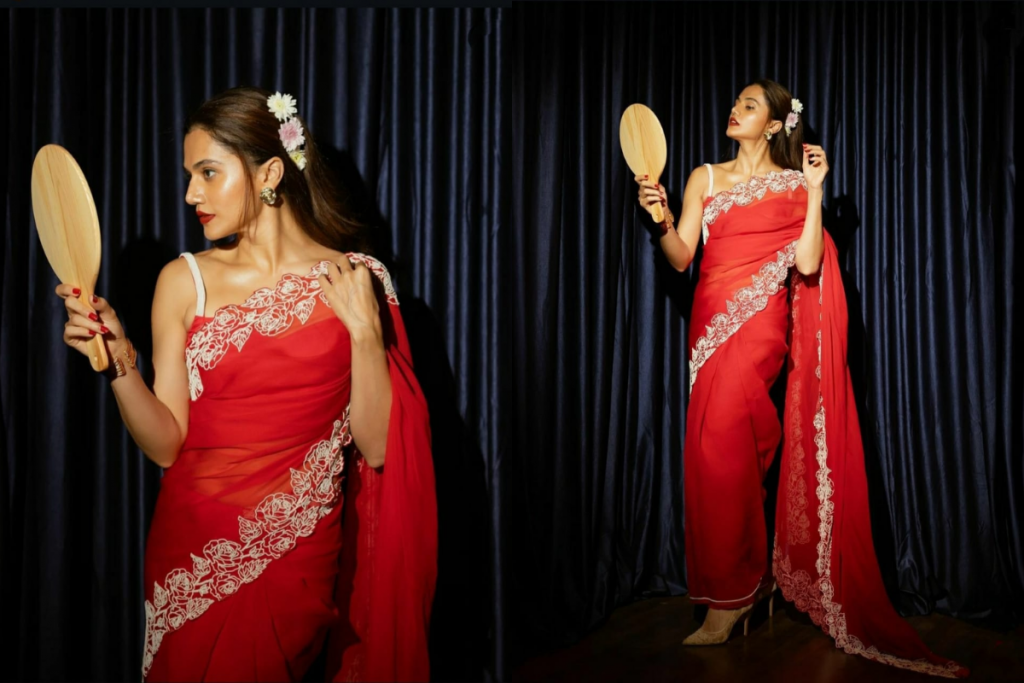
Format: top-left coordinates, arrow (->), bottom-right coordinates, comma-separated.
72,288 -> 81,296
89,313 -> 98,322
644,174 -> 649,178
89,330 -> 96,336
92,295 -> 98,303
655,183 -> 659,189
100,326 -> 109,334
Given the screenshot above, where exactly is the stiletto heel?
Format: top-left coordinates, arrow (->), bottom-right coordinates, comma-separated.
683,580 -> 778,646
682,603 -> 753,646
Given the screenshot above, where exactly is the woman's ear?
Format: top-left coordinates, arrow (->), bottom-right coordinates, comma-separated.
258,156 -> 286,189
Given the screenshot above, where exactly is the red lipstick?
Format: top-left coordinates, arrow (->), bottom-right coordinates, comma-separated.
196,210 -> 215,224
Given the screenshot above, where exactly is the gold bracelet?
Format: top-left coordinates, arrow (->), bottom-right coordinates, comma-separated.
659,206 -> 676,236
111,339 -> 137,379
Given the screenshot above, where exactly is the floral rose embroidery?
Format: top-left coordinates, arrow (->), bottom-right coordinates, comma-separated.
255,492 -> 298,527
165,569 -> 197,602
702,169 -> 806,244
255,303 -> 293,336
244,288 -> 277,309
689,242 -> 798,393
203,539 -> 243,571
266,528 -> 298,557
274,273 -> 307,301
211,305 -> 246,330
196,335 -> 229,370
142,417 -> 352,678
185,254 -> 398,402
214,573 -> 242,596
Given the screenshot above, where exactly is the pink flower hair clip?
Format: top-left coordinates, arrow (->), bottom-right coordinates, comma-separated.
267,92 -> 307,171
784,98 -> 803,137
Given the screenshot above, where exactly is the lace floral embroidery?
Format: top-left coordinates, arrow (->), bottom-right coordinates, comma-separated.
785,279 -> 811,545
141,413 -> 353,678
773,545 -> 826,625
688,241 -> 798,394
773,262 -> 963,679
701,169 -> 807,244
185,254 -> 399,401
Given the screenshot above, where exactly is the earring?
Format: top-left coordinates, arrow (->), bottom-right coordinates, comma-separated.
260,187 -> 277,205
764,131 -> 773,141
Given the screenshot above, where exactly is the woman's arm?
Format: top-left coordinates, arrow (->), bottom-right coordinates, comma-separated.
59,258 -> 192,468
348,326 -> 392,469
795,186 -> 825,276
317,260 -> 392,468
795,144 -> 829,276
637,167 -> 706,272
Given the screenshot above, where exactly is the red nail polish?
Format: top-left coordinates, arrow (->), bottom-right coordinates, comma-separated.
89,330 -> 96,336
89,313 -> 98,322
72,288 -> 81,296
100,326 -> 109,334
92,295 -> 98,303
655,183 -> 659,189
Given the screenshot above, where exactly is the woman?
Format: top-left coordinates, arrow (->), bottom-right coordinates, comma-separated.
57,87 -> 437,682
636,79 -> 967,677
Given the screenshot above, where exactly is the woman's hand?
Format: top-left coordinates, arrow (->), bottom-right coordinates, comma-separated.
635,174 -> 669,221
317,259 -> 383,345
56,284 -> 129,365
802,143 -> 829,190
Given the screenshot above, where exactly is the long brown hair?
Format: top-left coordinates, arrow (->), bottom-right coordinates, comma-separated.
751,79 -> 804,171
185,86 -> 370,254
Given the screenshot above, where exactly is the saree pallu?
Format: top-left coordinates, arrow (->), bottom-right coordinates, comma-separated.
142,255 -> 437,682
684,170 -> 968,678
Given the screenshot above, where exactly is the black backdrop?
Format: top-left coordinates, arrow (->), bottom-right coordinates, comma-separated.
2,4 -> 1023,682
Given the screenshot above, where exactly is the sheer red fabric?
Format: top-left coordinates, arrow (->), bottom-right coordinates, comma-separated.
684,170 -> 968,677
142,255 -> 436,682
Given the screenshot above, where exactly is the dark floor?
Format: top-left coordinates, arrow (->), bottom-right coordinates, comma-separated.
513,594 -> 1024,683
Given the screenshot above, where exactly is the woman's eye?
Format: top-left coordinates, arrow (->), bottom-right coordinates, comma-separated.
746,106 -> 754,110
203,169 -> 215,179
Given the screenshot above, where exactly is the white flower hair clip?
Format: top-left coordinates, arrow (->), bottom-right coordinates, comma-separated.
267,92 -> 307,171
784,98 -> 803,137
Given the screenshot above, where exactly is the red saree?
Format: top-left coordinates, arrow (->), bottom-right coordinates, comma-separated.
684,170 -> 968,677
142,254 -> 437,682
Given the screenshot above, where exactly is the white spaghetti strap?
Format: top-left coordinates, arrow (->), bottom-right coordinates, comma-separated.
179,252 -> 207,319
704,163 -> 714,197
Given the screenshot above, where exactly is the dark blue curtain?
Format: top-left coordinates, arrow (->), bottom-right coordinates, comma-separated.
4,3 -> 1024,682
504,0 -> 1022,667
1,8 -> 505,682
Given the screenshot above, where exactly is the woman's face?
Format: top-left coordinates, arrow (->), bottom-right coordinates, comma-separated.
182,129 -> 254,241
725,85 -> 778,141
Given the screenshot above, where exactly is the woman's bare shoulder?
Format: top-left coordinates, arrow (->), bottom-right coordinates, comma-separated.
152,256 -> 194,328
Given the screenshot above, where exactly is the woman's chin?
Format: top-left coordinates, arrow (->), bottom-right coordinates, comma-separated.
203,226 -> 233,242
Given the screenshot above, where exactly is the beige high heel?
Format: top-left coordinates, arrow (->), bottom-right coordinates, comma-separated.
682,580 -> 779,646
681,603 -> 754,645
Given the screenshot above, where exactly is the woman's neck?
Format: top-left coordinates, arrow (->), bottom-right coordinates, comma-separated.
229,203 -> 322,275
731,140 -> 779,179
